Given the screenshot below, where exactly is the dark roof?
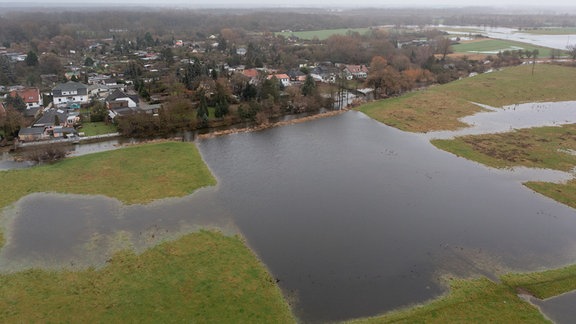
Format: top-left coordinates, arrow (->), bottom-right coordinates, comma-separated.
106,89 -> 139,104
18,127 -> 45,135
35,109 -> 68,126
53,81 -> 88,92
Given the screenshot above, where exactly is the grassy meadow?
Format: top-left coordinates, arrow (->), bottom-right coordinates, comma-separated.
360,64 -> 576,133
0,230 -> 294,323
79,122 -> 118,136
453,39 -> 555,57
0,141 -> 215,209
276,28 -> 371,40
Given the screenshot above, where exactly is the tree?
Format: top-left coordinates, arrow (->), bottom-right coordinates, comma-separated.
301,74 -> 316,97
196,90 -> 209,127
25,51 -> 39,67
214,82 -> 229,118
532,49 -> 539,76
366,56 -> 389,99
566,44 -> 576,60
160,47 -> 175,66
5,94 -> 26,112
84,57 -> 95,67
1,107 -> 24,139
89,101 -> 108,122
435,36 -> 452,61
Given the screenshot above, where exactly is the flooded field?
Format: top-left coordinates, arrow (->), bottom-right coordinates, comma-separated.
2,110 -> 576,322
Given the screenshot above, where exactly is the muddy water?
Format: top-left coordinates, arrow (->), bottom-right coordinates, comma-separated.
2,111 -> 576,322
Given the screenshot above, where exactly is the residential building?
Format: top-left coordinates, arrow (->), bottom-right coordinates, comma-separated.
9,87 -> 42,108
52,81 -> 89,107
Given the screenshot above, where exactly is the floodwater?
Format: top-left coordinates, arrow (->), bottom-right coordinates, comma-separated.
438,25 -> 576,50
1,111 -> 576,322
427,101 -> 576,140
529,291 -> 576,324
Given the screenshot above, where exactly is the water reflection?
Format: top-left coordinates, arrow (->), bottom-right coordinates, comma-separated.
529,291 -> 576,324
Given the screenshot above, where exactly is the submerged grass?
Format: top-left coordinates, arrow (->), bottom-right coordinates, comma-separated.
0,230 -> 295,323
360,64 -> 576,132
432,124 -> 576,209
0,141 -> 216,209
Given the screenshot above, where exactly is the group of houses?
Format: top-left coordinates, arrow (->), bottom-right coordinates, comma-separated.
13,80 -> 158,143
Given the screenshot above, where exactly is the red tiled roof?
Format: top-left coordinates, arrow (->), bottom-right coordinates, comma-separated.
243,69 -> 259,78
10,88 -> 40,104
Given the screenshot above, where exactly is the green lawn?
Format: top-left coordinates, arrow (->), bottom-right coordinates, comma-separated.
0,141 -> 215,210
79,122 -> 118,136
0,230 -> 295,323
359,64 -> 576,132
453,39 -> 557,58
276,28 -> 371,40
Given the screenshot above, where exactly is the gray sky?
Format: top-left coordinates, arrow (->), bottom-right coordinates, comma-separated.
0,0 -> 575,8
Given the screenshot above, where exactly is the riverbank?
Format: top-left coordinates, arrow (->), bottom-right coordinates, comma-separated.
197,109 -> 347,139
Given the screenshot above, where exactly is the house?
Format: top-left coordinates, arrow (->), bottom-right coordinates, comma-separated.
267,74 -> 291,87
10,87 -> 42,108
344,64 -> 369,80
105,90 -> 139,109
18,127 -> 48,142
52,81 -> 89,107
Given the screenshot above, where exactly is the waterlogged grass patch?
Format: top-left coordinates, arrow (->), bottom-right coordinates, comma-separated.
0,231 -> 295,323
348,277 -> 547,323
432,124 -> 576,209
0,141 -> 216,209
360,64 -> 576,133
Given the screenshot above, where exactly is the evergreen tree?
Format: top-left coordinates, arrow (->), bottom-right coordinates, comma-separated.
301,74 -> 317,97
196,90 -> 209,126
214,83 -> 229,118
25,51 -> 39,67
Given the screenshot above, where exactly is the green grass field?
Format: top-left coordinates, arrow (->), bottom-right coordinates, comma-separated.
79,122 -> 118,136
453,39 -> 556,58
0,230 -> 295,323
0,141 -> 215,210
276,28 -> 371,40
359,64 -> 576,132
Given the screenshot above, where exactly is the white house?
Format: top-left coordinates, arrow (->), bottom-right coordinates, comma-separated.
52,81 -> 89,107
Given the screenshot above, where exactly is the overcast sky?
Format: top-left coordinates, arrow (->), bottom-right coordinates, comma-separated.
0,0 -> 574,9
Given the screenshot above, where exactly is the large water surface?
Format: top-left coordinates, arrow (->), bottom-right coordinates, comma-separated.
2,111 -> 576,322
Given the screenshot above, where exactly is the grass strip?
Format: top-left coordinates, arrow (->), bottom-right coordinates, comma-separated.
502,264 -> 576,299
79,122 -> 118,136
0,141 -> 216,209
0,230 -> 295,323
359,64 -> 576,133
347,277 -> 547,323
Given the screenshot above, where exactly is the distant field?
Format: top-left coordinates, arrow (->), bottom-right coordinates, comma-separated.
520,27 -> 576,35
453,39 -> 556,57
276,28 -> 371,40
